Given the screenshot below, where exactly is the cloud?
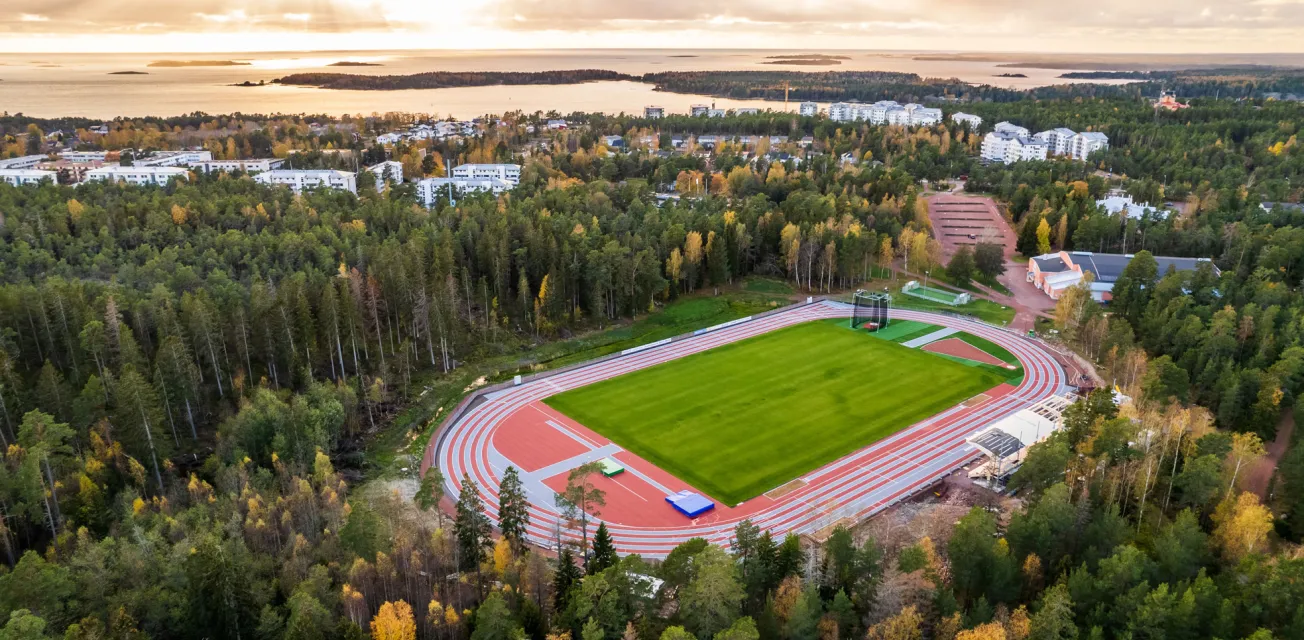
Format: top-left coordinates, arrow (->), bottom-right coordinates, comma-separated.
0,0 -> 404,34
479,0 -> 1304,37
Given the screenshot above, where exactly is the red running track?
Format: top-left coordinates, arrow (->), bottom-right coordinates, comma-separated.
426,301 -> 1066,558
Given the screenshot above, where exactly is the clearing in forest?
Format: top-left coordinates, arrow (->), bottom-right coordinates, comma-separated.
544,321 -> 1004,504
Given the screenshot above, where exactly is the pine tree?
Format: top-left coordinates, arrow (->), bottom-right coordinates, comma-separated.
588,523 -> 617,575
497,466 -> 530,554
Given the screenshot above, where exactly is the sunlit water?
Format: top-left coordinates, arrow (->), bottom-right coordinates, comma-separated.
0,48 -> 1279,119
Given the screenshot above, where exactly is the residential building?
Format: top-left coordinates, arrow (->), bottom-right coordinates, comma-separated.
1020,138 -> 1049,162
1033,128 -> 1077,156
546,119 -> 568,130
58,151 -> 110,163
951,112 -> 983,128
0,169 -> 57,187
644,106 -> 665,119
885,106 -> 912,126
194,159 -> 283,174
133,150 -> 213,167
366,161 -> 404,190
1027,251 -> 1217,301
828,102 -> 854,122
690,105 -> 710,117
908,106 -> 943,126
1071,132 -> 1109,161
253,170 -> 356,194
799,102 -> 819,117
994,121 -> 1030,138
0,155 -> 48,170
707,109 -> 727,118
1097,194 -> 1167,220
981,131 -> 1045,164
417,177 -> 511,206
85,166 -> 189,186
734,107 -> 759,115
450,163 -> 521,186
602,135 -> 626,149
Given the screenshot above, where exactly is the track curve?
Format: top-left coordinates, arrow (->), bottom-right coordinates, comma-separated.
430,300 -> 1067,558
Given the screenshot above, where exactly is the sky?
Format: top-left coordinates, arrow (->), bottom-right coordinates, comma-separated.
3,0 -> 1304,54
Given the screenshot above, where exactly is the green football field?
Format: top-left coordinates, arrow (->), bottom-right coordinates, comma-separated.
543,320 -> 1006,505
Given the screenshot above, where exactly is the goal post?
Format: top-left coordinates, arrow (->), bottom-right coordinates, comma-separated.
851,290 -> 892,330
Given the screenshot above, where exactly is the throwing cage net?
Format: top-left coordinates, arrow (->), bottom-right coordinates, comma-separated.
851,290 -> 892,329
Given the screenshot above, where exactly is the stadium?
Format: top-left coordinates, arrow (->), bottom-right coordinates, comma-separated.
424,298 -> 1067,557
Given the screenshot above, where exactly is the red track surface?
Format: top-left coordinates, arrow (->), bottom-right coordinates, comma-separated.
425,302 -> 1066,558
922,338 -> 1009,367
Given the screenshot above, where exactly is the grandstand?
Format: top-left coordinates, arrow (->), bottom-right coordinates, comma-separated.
902,280 -> 971,306
967,395 -> 1073,487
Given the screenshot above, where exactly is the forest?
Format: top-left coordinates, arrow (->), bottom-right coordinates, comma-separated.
0,90 -> 1302,638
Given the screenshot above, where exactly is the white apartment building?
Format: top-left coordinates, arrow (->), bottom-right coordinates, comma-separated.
951,112 -> 983,128
58,151 -> 110,163
690,105 -> 710,117
981,131 -> 1047,164
194,159 -> 283,174
253,170 -> 357,194
885,106 -> 912,126
417,177 -> 512,205
828,101 -> 939,126
450,163 -> 521,186
0,169 -> 57,187
546,119 -> 568,130
799,102 -> 819,117
707,109 -> 727,118
1071,132 -> 1109,161
1033,128 -> 1077,156
133,150 -> 213,167
908,106 -> 943,126
366,161 -> 404,190
735,107 -> 759,115
85,166 -> 189,186
0,155 -> 48,170
994,121 -> 1031,138
644,106 -> 665,119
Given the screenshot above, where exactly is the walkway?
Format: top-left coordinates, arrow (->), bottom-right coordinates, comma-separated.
901,327 -> 959,348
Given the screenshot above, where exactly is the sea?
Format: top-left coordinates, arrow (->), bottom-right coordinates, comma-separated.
1,49 -> 1300,120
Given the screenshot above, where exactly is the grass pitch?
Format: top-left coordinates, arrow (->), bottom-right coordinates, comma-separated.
544,320 -> 1005,504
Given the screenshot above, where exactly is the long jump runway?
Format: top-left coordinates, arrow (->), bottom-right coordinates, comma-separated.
427,301 -> 1067,558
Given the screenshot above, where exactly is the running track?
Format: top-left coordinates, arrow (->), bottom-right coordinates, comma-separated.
427,301 -> 1068,558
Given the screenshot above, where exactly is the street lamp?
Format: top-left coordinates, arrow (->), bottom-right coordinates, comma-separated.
925,270 -> 931,289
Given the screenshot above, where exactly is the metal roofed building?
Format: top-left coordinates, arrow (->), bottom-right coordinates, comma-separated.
1027,250 -> 1218,301
968,395 -> 1074,485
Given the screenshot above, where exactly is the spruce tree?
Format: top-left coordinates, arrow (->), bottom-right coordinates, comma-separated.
454,474 -> 492,571
553,547 -> 581,610
588,522 -> 617,574
497,466 -> 530,554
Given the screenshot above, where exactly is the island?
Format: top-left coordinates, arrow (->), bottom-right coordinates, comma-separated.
230,80 -> 268,87
147,60 -> 252,68
109,71 -> 149,75
273,69 -> 636,90
995,73 -> 1028,78
328,61 -> 382,67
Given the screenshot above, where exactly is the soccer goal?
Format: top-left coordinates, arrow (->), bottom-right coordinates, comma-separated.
851,290 -> 892,330
901,281 -> 972,306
